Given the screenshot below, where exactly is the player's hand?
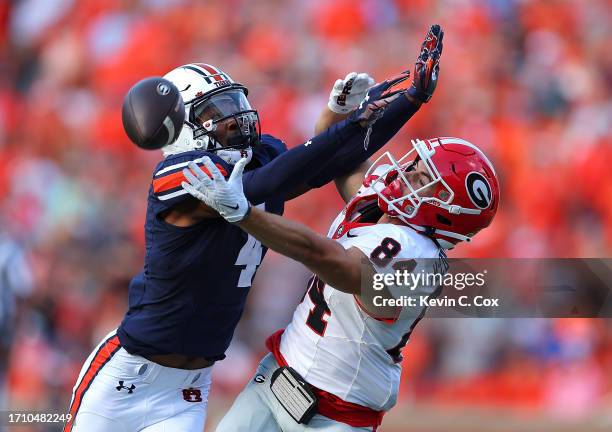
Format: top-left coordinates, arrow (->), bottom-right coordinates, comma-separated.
407,24 -> 444,103
181,157 -> 251,223
348,72 -> 411,126
345,72 -> 412,149
328,72 -> 376,114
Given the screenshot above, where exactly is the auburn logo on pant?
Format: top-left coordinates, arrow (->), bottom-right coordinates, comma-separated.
182,388 -> 202,402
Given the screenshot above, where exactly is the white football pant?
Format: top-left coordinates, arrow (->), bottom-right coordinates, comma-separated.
65,330 -> 212,432
215,353 -> 372,432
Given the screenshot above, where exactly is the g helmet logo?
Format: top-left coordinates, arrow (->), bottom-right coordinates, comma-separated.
254,374 -> 265,383
465,172 -> 492,209
157,82 -> 171,96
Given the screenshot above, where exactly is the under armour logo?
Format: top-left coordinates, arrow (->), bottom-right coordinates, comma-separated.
182,388 -> 203,402
116,381 -> 135,393
359,94 -> 370,110
304,140 -> 312,147
156,82 -> 170,96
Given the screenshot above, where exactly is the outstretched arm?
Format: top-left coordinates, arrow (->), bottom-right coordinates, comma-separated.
249,24 -> 444,205
261,75 -> 416,204
308,24 -> 444,201
240,118 -> 364,205
236,78 -> 407,205
163,87 -> 396,224
238,72 -> 376,204
181,157 -> 365,294
238,207 -> 365,294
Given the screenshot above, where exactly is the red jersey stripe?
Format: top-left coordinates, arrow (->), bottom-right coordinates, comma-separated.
153,163 -> 228,194
266,329 -> 384,429
64,335 -> 121,432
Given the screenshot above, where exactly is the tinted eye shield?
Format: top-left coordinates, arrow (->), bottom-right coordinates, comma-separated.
191,89 -> 252,122
187,88 -> 261,149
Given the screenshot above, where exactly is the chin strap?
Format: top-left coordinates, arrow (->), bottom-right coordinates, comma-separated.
430,227 -> 472,243
161,125 -> 253,165
438,203 -> 481,215
216,147 -> 253,165
161,124 -> 206,156
397,219 -> 472,249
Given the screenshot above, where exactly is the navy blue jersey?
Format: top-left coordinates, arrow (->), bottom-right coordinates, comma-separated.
117,135 -> 286,360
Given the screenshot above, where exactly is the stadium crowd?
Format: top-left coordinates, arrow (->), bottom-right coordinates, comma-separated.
1,0 -> 611,428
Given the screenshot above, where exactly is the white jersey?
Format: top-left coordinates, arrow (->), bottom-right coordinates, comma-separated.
279,179 -> 444,412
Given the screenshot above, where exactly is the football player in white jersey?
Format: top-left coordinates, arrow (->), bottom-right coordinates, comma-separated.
182,130 -> 500,431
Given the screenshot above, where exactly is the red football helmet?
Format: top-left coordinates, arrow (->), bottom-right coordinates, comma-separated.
367,137 -> 500,248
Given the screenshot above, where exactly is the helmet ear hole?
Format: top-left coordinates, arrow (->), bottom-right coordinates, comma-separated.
436,214 -> 452,226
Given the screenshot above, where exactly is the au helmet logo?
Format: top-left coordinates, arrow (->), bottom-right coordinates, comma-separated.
157,82 -> 171,96
465,172 -> 492,209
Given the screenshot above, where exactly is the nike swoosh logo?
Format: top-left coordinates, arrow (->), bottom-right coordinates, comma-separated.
347,230 -> 358,238
221,203 -> 239,210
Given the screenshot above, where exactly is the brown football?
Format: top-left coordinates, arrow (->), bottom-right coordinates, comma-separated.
122,77 -> 185,150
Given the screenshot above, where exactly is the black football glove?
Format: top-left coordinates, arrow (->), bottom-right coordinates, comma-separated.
407,24 -> 444,103
348,23 -> 444,127
347,72 -> 411,149
348,71 -> 411,125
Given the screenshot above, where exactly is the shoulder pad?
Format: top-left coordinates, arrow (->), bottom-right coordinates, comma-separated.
344,224 -> 440,271
259,134 -> 288,157
151,151 -> 230,202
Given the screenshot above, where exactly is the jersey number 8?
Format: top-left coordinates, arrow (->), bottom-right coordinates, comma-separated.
370,237 -> 401,267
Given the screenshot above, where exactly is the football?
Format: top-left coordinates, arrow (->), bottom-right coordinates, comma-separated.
121,76 -> 185,150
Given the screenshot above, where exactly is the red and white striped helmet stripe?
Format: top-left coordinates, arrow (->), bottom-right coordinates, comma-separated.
186,63 -> 231,83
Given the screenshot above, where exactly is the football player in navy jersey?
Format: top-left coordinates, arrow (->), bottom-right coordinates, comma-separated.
64,25 -> 443,432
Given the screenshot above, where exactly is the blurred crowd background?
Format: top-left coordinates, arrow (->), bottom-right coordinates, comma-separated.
1,0 -> 611,430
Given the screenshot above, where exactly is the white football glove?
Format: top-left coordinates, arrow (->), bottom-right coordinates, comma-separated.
181,157 -> 250,223
328,72 -> 376,114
